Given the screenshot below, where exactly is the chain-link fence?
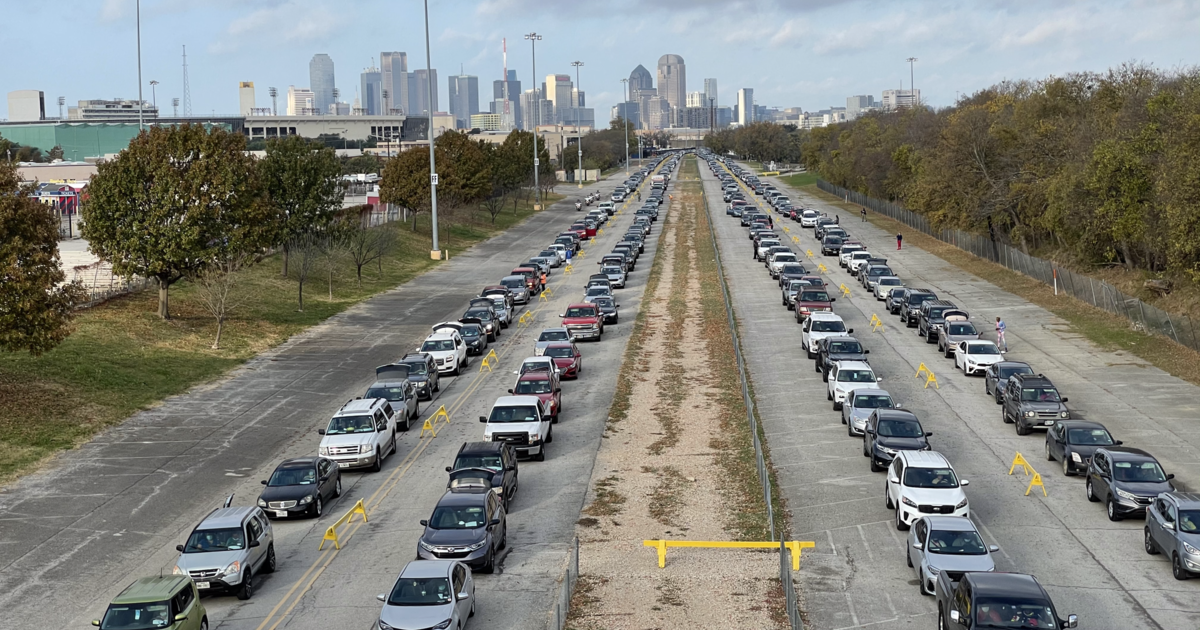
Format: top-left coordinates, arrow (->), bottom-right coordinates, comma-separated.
817,180 -> 1200,352
549,536 -> 580,630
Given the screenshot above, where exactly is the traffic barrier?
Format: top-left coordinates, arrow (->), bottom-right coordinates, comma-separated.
318,499 -> 369,550
518,310 -> 536,326
806,249 -> 814,258
1009,452 -> 1047,496
870,314 -> 885,333
792,236 -> 800,243
577,249 -> 586,258
817,263 -> 828,273
782,226 -> 790,233
915,362 -> 939,389
478,349 -> 499,373
643,540 -> 815,571
838,283 -> 851,297
563,264 -> 573,275
418,405 -> 450,438
598,227 -> 604,235
539,290 -> 550,302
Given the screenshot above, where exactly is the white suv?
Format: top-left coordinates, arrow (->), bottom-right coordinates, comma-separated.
800,210 -> 821,227
318,398 -> 398,472
885,451 -> 970,531
801,312 -> 851,359
827,360 -> 882,411
418,331 -> 468,375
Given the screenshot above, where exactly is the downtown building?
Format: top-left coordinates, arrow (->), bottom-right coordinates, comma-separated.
448,74 -> 480,129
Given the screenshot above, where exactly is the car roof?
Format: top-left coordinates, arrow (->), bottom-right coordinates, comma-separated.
1056,420 -> 1107,431
924,299 -> 957,308
898,450 -> 951,468
823,335 -> 860,344
436,487 -> 490,506
809,312 -> 843,321
922,515 -> 978,532
875,408 -> 918,422
111,576 -> 193,604
519,372 -> 552,381
994,361 -> 1031,369
540,327 -> 569,334
500,275 -> 526,282
400,353 -> 432,363
336,397 -> 386,415
834,360 -> 873,371
965,340 -> 997,347
457,441 -> 506,456
197,506 -> 257,530
1100,446 -> 1159,461
1013,374 -> 1055,387
1165,492 -> 1200,509
493,395 -> 542,406
567,302 -> 596,308
967,573 -> 1046,599
424,332 -> 456,341
278,457 -> 319,469
400,559 -> 455,579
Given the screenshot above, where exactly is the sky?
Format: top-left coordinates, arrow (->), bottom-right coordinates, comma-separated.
3,0 -> 1198,122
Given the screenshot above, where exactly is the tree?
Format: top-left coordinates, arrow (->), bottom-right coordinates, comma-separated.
479,143 -> 510,224
83,124 -> 269,319
344,218 -> 397,285
288,232 -> 321,311
258,135 -> 344,276
47,145 -> 64,162
192,253 -> 250,349
434,131 -> 489,212
379,146 -> 433,231
0,160 -> 85,355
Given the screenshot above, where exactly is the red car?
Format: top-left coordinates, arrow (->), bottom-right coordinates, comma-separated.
560,303 -> 603,341
543,342 -> 583,379
570,222 -> 596,238
511,267 -> 541,292
508,372 -> 562,422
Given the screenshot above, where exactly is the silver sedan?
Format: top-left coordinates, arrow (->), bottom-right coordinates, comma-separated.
907,516 -> 998,596
840,389 -> 896,436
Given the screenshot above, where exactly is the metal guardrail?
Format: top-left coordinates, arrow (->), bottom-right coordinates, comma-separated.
818,179 -> 1200,353
549,536 -> 580,630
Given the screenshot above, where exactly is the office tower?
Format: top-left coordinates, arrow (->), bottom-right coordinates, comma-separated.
7,90 -> 45,121
686,91 -> 704,108
448,74 -> 480,129
380,52 -> 407,114
629,64 -> 654,99
287,86 -> 315,116
612,101 -> 640,129
545,74 -> 573,109
490,69 -> 521,130
360,64 -> 382,115
238,82 -> 255,116
737,88 -> 754,126
411,69 -> 438,115
656,54 -> 686,111
704,78 -> 718,105
309,54 -> 335,114
881,89 -> 920,110
520,88 -> 552,131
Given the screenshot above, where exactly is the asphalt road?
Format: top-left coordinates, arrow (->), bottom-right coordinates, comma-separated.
0,169 -> 668,630
701,161 -> 1200,630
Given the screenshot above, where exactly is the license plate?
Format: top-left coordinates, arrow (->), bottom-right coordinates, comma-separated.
274,510 -> 288,518
195,582 -> 210,590
338,462 -> 351,468
1044,420 -> 1055,426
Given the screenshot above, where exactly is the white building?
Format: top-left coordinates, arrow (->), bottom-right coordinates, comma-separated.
882,89 -> 920,110
67,99 -> 157,121
239,82 -> 256,116
287,86 -> 317,116
7,90 -> 45,121
736,88 -> 754,126
686,91 -> 705,108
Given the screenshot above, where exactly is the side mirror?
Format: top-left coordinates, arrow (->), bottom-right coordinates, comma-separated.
877,377 -> 883,382
889,476 -> 899,484
507,389 -> 514,394
317,429 -> 326,435
950,611 -> 961,624
555,388 -> 562,393
1061,397 -> 1069,403
830,298 -> 837,302
479,416 -> 488,423
505,465 -> 516,471
420,519 -> 429,527
175,544 -> 184,552
377,594 -> 387,602
1114,440 -> 1124,445
261,480 -> 268,485
559,313 -> 565,318
912,542 -> 923,550
1066,614 -> 1078,628
864,349 -> 870,354
175,613 -> 188,622
445,466 -> 453,472
249,539 -> 261,548
866,428 -> 875,435
925,432 -> 934,437
961,479 -> 970,486
457,590 -> 470,600
988,545 -> 1000,553
489,518 -> 501,526
1166,473 -> 1176,480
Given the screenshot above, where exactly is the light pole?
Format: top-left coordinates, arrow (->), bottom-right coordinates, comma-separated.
525,32 -> 542,209
57,96 -> 64,120
906,57 -> 918,106
172,98 -> 179,118
423,0 -> 441,258
620,78 -> 629,176
135,0 -> 144,131
571,60 -> 583,188
149,80 -> 159,112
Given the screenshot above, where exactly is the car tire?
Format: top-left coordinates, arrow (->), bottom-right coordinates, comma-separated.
263,544 -> 277,573
482,548 -> 495,574
470,599 -> 476,618
1107,496 -> 1122,522
499,527 -> 507,550
1016,419 -> 1030,436
833,400 -> 842,411
1145,528 -> 1159,555
1002,409 -> 1012,424
938,608 -> 947,630
334,478 -> 342,498
1173,553 -> 1191,580
896,506 -> 909,531
1086,479 -> 1099,502
1045,442 -> 1054,462
944,346 -> 952,358
885,482 -> 894,508
236,570 -> 253,601
314,497 -> 323,518
848,422 -> 856,438
827,389 -> 832,401
533,445 -> 546,462
907,550 -> 913,568
862,438 -> 870,458
870,457 -> 882,473
546,426 -> 553,444
434,380 -> 441,393
200,619 -> 209,630
370,448 -> 382,473
1063,458 -> 1073,477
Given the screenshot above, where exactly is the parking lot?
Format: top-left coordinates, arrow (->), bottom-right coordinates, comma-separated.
701,161 -> 1200,630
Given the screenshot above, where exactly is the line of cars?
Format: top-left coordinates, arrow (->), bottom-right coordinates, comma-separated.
702,152 -> 1082,629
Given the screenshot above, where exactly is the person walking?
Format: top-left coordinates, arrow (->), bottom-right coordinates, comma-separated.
995,317 -> 1008,353
540,271 -> 548,292
752,238 -> 758,260
637,190 -> 642,201
896,232 -> 903,250
861,208 -> 867,222
768,215 -> 774,229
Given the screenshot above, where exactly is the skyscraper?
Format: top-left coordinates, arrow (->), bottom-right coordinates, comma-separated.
448,74 -> 480,129
411,69 -> 438,115
309,54 -> 335,115
545,74 -> 573,109
704,78 -> 718,106
286,86 -> 315,116
686,91 -> 704,108
656,54 -> 686,111
380,52 -> 408,115
360,64 -> 382,115
737,88 -> 754,126
628,64 -> 654,99
238,82 -> 255,116
491,69 -> 521,128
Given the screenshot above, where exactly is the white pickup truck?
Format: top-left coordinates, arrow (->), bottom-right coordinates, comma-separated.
479,396 -> 553,461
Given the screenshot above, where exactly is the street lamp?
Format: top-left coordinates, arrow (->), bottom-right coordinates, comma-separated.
525,32 -> 542,209
423,0 -> 441,258
620,78 -> 629,176
149,80 -> 159,112
906,57 -> 918,106
571,61 -> 584,188
135,0 -> 144,131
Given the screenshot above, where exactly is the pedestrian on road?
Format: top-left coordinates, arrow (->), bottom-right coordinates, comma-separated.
896,232 -> 903,250
861,208 -> 867,222
769,215 -> 774,229
835,215 -> 840,224
637,191 -> 641,201
540,272 -> 548,291
995,317 -> 1008,353
752,239 -> 758,260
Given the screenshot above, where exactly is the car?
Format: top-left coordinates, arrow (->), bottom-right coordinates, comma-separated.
826,360 -> 882,411
916,301 -> 960,342
376,560 -> 475,630
173,504 -> 275,600
499,275 -> 531,304
365,368 -> 420,430
592,296 -> 620,324
781,279 -> 807,310
794,287 -> 836,323
390,353 -> 440,400
480,285 -> 515,309
508,372 -> 562,422
860,263 -> 895,290
586,274 -> 615,292
514,356 -> 559,381
897,288 -> 938,323
543,341 -> 583,379
848,253 -> 880,277
1002,373 -> 1070,435
1045,420 -> 1121,476
884,287 -> 907,312
838,245 -> 867,267
886,450 -> 969,531
95,576 -> 207,630
318,397 -> 398,472
526,257 -> 554,275
768,252 -> 799,277
583,284 -> 614,304
954,340 -> 1004,375
755,238 -> 782,260
537,249 -> 562,268
1144,491 -> 1200,580
561,303 -> 604,341
480,395 -> 553,461
257,457 -> 342,519
418,475 -> 507,573
935,572 -> 1076,630
864,409 -> 930,471
801,312 -> 850,358
460,306 -> 499,341
841,388 -> 896,437
983,361 -> 1035,404
777,263 -> 810,288
800,210 -> 821,227
535,327 -> 571,355
1086,446 -> 1175,521
600,265 -> 627,288
815,336 -> 870,381
937,315 -> 979,357
479,296 -> 512,328
821,235 -> 845,256
457,321 -> 489,356
907,515 -> 998,596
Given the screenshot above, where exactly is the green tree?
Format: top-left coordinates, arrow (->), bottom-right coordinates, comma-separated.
379,146 -> 434,231
82,124 -> 269,319
434,131 -> 489,212
0,161 -> 85,355
258,135 -> 343,276
47,145 -> 64,162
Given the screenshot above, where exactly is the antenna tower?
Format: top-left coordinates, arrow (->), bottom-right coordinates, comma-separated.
182,45 -> 193,117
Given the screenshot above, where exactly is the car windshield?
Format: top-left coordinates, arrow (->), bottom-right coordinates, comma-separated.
539,331 -> 569,342
968,344 -> 1001,355
403,362 -> 428,375
837,370 -> 877,383
544,347 -> 575,358
908,293 -> 934,305
929,307 -> 951,318
775,254 -> 797,262
810,320 -> 847,333
387,577 -> 453,606
464,309 -> 491,319
488,405 -> 539,423
501,279 -> 524,289
594,298 -> 615,308
781,265 -> 805,274
1179,511 -> 1200,532
829,342 -> 863,354
455,455 -> 504,471
801,291 -> 831,302
1112,460 -> 1168,482
903,467 -> 959,488
868,267 -> 892,276
428,505 -> 487,529
1000,365 -> 1035,379
101,601 -> 172,630
461,327 -> 481,338
1020,387 -> 1061,402
520,361 -> 552,374
421,339 -> 456,352
325,414 -> 376,434
879,278 -> 902,286
366,386 -> 406,402
927,529 -> 988,555
183,527 -> 245,553
565,307 -> 597,317
878,419 -> 923,437
1066,428 -> 1113,445
586,287 -> 609,296
515,380 -> 553,394
824,237 -> 843,244
268,466 -> 317,486
853,394 -> 893,409
602,267 -> 622,274
947,323 -> 977,335
974,599 -> 1057,628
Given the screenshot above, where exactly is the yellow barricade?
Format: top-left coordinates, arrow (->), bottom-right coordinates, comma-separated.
782,226 -> 790,233
915,362 -> 931,379
924,372 -> 939,389
1009,452 -> 1047,496
792,236 -> 800,243
870,314 -> 885,333
577,249 -> 586,258
807,249 -> 814,258
643,540 -> 815,571
318,499 -> 369,550
818,263 -> 828,273
598,227 -> 604,235
419,405 -> 451,438
518,310 -> 535,326
478,349 -> 499,373
563,264 -> 573,275
839,283 -> 851,297
539,291 -> 550,302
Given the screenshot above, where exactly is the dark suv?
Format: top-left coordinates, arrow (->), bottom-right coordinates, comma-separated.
396,352 -> 440,401
1086,446 -> 1175,521
447,441 -> 519,509
935,572 -> 1077,630
1001,373 -> 1069,435
418,474 -> 507,573
863,409 -> 931,473
815,336 -> 870,381
916,300 -> 959,342
897,288 -> 938,323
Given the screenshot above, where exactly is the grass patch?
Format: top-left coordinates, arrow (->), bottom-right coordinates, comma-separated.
643,465 -> 687,527
563,575 -> 606,630
779,172 -> 818,188
797,183 -> 1200,387
581,475 -> 627,517
655,578 -> 686,608
0,194 -> 560,484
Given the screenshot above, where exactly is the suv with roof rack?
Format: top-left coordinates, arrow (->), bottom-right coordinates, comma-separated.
447,441 -> 519,509
318,397 -> 397,472
173,502 -> 275,600
1001,373 -> 1070,435
897,288 -> 938,323
95,576 -> 207,630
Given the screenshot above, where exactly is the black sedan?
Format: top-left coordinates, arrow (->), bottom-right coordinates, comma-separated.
863,410 -> 932,473
984,361 -> 1035,403
1045,420 -> 1122,476
258,457 -> 342,519
815,336 -> 870,381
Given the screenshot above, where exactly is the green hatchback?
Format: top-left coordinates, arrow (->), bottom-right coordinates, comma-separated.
94,576 -> 207,630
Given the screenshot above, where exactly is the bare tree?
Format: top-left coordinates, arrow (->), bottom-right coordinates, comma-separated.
192,253 -> 251,349
320,228 -> 351,300
345,222 -> 396,285
289,232 -> 321,311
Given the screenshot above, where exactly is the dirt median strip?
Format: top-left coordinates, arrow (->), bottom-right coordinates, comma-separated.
567,158 -> 787,630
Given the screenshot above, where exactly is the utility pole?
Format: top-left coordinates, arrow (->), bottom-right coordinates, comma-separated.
423,0 -> 441,258
525,32 -> 542,209
57,96 -> 65,120
571,60 -> 583,188
172,98 -> 179,118
621,78 -> 629,176
149,80 -> 159,111
136,0 -> 144,131
906,57 -> 918,106
269,87 -> 278,115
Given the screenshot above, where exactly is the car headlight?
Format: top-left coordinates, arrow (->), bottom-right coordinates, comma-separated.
257,498 -> 267,508
300,495 -> 314,504
878,446 -> 897,456
432,620 -> 453,630
1025,411 -> 1037,418
221,561 -> 241,577
378,620 -> 395,630
1071,452 -> 1082,463
529,433 -> 540,441
1115,488 -> 1138,502
955,498 -> 969,510
319,446 -> 329,456
466,540 -> 488,551
1060,411 -> 1070,418
901,496 -> 917,507
1184,542 -> 1200,555
172,566 -> 183,575
535,348 -> 544,355
419,540 -> 437,552
926,565 -> 940,575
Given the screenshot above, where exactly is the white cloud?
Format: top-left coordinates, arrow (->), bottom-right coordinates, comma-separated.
100,0 -> 131,22
210,1 -> 344,54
